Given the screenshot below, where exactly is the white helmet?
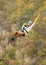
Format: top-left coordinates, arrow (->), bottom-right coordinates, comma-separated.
28,21 -> 32,24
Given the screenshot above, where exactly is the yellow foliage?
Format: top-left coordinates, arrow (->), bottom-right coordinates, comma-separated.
0,62 -> 4,65
16,8 -> 22,15
43,16 -> 46,22
10,14 -> 15,18
37,1 -> 46,13
16,0 -> 24,7
41,16 -> 46,25
28,3 -> 34,9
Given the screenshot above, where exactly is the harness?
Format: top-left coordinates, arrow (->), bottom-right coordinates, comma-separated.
23,27 -> 28,33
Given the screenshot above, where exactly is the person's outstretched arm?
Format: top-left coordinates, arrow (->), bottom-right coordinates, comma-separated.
28,15 -> 41,30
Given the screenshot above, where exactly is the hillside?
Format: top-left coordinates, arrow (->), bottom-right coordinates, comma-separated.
0,0 -> 46,65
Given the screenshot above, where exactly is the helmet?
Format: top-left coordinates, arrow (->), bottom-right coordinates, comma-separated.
28,21 -> 32,24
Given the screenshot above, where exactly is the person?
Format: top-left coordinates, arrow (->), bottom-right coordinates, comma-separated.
11,21 -> 33,40
11,15 -> 40,40
22,21 -> 33,35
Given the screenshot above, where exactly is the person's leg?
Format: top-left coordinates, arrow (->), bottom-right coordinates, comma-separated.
11,31 -> 25,41
20,31 -> 25,36
14,32 -> 18,36
14,31 -> 25,38
10,32 -> 18,41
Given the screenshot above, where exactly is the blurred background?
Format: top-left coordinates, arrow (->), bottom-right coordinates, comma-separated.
0,0 -> 46,65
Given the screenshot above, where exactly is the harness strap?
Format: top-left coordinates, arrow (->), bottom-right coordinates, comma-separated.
23,27 -> 28,33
